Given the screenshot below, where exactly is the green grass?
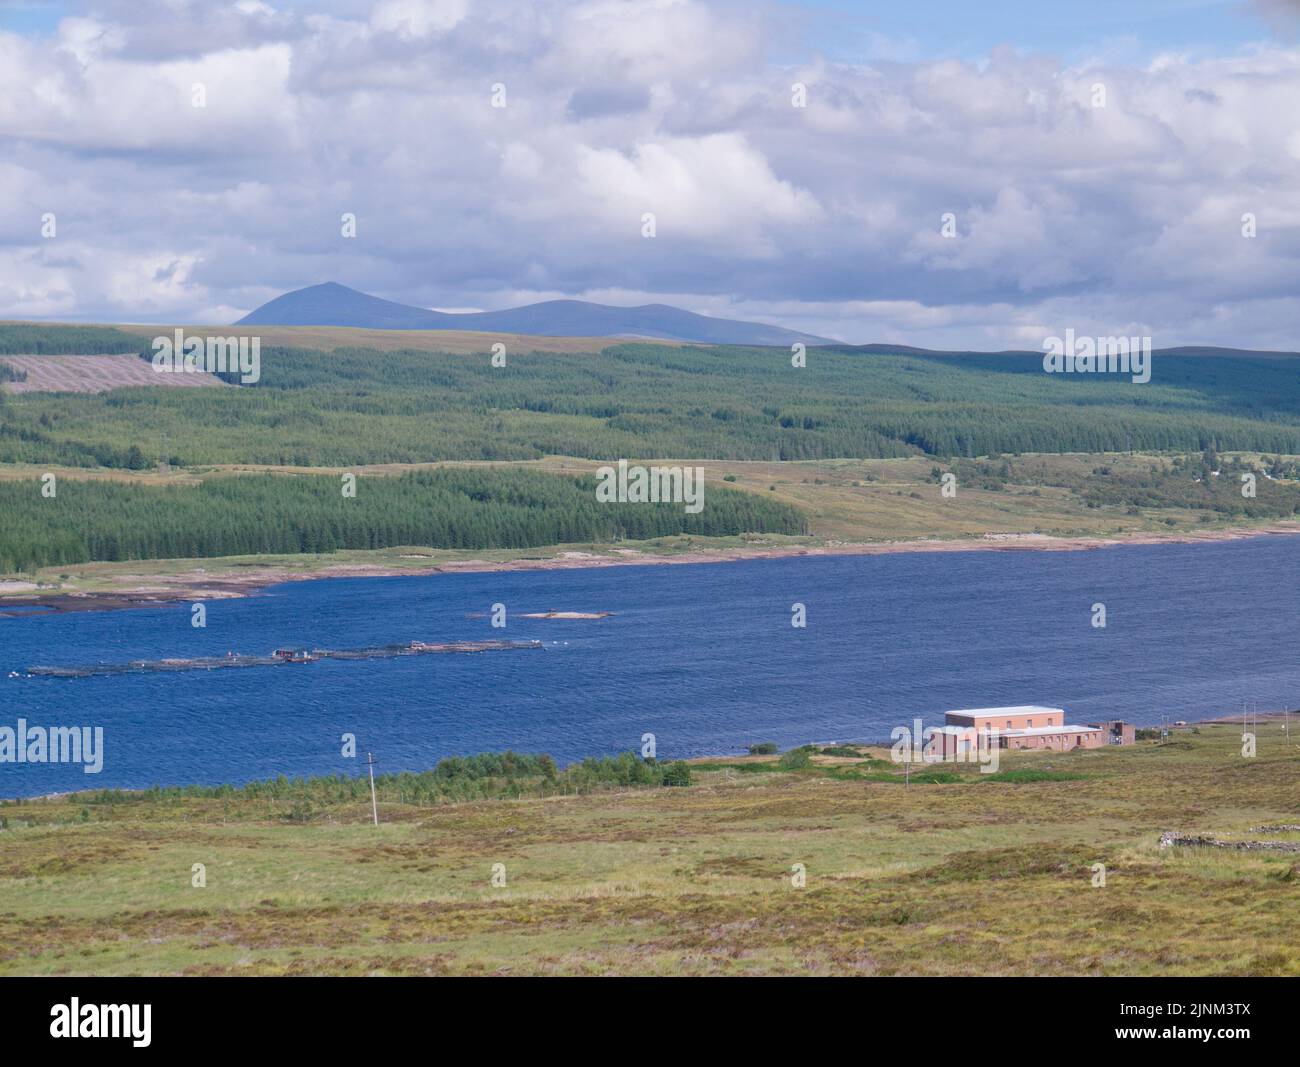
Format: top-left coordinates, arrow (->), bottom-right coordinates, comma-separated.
979,768 -> 1088,783
2,725 -> 1297,976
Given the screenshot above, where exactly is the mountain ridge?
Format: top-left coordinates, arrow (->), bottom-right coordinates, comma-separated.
236,282 -> 837,346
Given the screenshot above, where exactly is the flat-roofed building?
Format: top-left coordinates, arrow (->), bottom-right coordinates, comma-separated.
944,705 -> 1066,731
928,705 -> 1107,759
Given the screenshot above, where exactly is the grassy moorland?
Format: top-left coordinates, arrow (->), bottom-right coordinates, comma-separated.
1,725 -> 1296,976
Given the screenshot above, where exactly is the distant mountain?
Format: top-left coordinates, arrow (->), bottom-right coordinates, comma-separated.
235,282 -> 837,346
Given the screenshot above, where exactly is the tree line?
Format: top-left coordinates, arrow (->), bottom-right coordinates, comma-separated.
0,467 -> 807,572
0,324 -> 146,354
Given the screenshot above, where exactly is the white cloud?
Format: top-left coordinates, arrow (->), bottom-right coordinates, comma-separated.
575,133 -> 823,250
0,0 -> 1298,349
371,0 -> 469,39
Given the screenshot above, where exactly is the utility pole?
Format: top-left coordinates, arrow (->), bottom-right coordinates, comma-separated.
366,751 -> 379,827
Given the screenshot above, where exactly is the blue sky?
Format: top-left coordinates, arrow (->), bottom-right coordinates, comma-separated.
779,0 -> 1294,63
1,0 -> 1299,348
5,1 -> 1293,60
0,1 -> 60,34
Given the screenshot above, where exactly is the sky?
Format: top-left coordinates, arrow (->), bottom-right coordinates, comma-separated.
1,0 -> 1299,348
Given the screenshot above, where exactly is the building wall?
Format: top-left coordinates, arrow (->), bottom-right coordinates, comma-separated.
946,710 -> 1063,731
930,711 -> 1131,758
931,727 -> 1104,758
1089,720 -> 1135,745
931,729 -> 982,759
1005,730 -> 1104,751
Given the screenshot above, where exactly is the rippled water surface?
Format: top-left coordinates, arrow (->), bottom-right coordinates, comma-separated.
2,536 -> 1297,795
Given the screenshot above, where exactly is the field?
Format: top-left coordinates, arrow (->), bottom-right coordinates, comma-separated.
116,322 -> 643,355
0,321 -> 654,357
0,354 -> 226,394
1,725 -> 1297,976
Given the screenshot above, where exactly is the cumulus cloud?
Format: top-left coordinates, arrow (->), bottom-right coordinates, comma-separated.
371,0 -> 469,39
575,133 -> 823,252
1,0 -> 1298,348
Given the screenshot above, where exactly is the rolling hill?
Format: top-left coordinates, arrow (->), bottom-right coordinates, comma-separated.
235,282 -> 837,346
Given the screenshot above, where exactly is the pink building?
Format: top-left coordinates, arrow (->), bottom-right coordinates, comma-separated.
928,705 -> 1108,759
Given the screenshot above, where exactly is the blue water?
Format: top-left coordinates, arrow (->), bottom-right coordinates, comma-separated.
1,537 -> 1297,796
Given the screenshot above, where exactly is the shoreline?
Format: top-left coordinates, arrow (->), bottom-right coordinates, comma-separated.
16,716 -> 1294,803
2,521 -> 1298,617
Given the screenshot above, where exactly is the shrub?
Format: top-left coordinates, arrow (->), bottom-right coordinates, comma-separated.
747,742 -> 778,755
778,746 -> 813,770
907,769 -> 963,784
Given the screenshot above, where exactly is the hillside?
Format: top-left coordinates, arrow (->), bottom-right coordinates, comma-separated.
3,451 -> 1297,610
4,338 -> 1300,469
2,725 -> 1297,976
234,282 -> 837,345
831,343 -> 1300,360
3,323 -> 1299,583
